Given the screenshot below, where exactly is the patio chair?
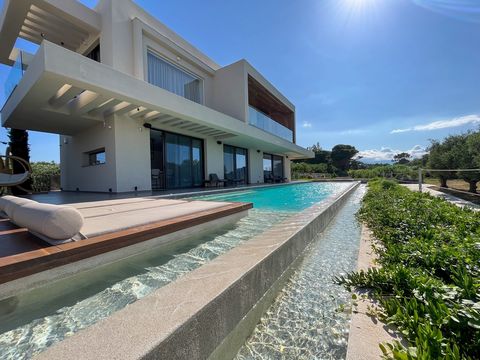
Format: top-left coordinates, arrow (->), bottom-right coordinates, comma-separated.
264,174 -> 274,183
151,168 -> 163,190
205,173 -> 227,187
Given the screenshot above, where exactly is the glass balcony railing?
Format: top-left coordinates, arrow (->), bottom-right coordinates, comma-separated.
248,106 -> 293,142
4,52 -> 25,104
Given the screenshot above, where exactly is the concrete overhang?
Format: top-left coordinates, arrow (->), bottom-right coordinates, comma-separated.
0,0 -> 101,66
1,41 -> 314,160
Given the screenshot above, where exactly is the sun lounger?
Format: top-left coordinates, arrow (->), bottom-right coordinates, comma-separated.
0,196 -> 84,245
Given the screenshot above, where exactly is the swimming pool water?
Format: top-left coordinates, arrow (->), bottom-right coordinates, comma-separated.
0,182 -> 348,359
236,185 -> 365,359
195,182 -> 349,211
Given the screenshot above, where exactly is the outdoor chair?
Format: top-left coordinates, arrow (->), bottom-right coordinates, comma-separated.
204,173 -> 227,187
0,155 -> 32,191
151,168 -> 163,190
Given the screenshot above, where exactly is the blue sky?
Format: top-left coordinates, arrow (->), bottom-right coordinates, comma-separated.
1,0 -> 480,162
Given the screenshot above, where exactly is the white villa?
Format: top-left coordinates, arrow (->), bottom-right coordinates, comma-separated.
0,0 -> 313,193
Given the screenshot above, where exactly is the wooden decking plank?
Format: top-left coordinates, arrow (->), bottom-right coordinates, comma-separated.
0,202 -> 252,285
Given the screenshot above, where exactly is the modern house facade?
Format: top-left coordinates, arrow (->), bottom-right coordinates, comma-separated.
0,0 -> 313,193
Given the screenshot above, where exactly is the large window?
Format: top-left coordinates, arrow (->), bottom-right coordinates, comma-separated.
263,153 -> 284,182
147,51 -> 202,103
165,133 -> 203,188
224,145 -> 248,185
150,129 -> 204,190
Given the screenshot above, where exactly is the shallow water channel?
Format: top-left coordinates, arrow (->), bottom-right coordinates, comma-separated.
236,185 -> 365,360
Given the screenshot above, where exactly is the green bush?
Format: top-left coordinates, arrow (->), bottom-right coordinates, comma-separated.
31,161 -> 60,192
349,165 -> 418,180
337,180 -> 480,359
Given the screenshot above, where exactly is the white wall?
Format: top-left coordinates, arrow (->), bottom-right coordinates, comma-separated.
249,150 -> 264,184
113,114 -> 151,192
60,119 -> 117,192
212,60 -> 248,122
205,138 -> 224,179
284,158 -> 291,181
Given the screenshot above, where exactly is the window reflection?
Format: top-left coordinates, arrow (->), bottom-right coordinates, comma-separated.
263,153 -> 283,182
224,145 -> 248,185
152,130 -> 203,189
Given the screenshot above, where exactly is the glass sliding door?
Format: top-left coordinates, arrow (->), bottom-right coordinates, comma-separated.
273,155 -> 284,179
263,153 -> 284,182
224,145 -> 248,185
223,145 -> 235,182
192,139 -> 203,187
151,129 -> 204,190
150,130 -> 165,190
263,154 -> 273,182
235,148 -> 247,182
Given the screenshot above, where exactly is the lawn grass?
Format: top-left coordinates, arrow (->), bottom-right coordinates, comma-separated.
337,180 -> 480,359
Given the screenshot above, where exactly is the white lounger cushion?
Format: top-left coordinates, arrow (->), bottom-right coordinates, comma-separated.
1,195 -> 36,218
12,202 -> 84,240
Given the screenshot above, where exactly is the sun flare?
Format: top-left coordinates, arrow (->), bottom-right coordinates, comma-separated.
340,0 -> 381,18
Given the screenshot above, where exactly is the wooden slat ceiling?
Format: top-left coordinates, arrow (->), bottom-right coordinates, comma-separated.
247,75 -> 294,133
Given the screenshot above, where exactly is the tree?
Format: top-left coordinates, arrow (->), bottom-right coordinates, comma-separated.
307,142 -> 322,154
8,128 -> 32,195
427,138 -> 456,188
428,132 -> 480,193
460,132 -> 480,193
393,152 -> 411,165
330,144 -> 358,174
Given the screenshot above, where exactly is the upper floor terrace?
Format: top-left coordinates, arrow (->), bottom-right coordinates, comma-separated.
0,0 -> 308,155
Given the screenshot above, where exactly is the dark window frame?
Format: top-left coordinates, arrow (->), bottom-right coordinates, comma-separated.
86,148 -> 106,166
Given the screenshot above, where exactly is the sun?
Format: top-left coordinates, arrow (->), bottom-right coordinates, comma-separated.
344,0 -> 377,10
346,0 -> 377,9
341,0 -> 380,17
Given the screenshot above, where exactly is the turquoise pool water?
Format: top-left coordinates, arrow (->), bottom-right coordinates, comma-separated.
0,182 -> 349,359
195,182 -> 348,211
236,185 -> 365,359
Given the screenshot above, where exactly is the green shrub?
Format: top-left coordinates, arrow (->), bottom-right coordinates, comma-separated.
31,161 -> 60,192
337,180 -> 480,359
349,165 -> 418,180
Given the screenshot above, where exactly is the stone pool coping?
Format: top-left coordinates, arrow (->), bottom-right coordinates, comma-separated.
346,226 -> 405,360
36,181 -> 360,360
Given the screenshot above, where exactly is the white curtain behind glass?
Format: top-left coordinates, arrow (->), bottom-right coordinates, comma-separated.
147,51 -> 202,103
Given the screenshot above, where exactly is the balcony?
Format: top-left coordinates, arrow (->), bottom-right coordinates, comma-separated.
3,52 -> 25,107
249,106 -> 293,142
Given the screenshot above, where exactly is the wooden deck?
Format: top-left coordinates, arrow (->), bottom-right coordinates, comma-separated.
0,202 -> 252,285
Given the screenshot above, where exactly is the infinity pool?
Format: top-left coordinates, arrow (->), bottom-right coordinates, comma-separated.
195,182 -> 346,211
0,182 -> 350,359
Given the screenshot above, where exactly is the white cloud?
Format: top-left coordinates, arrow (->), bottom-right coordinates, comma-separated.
356,145 -> 428,162
391,114 -> 480,134
302,121 -> 312,128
